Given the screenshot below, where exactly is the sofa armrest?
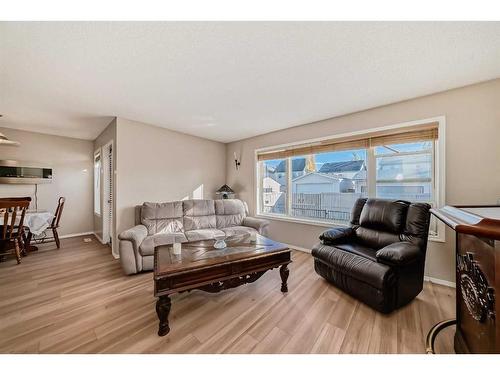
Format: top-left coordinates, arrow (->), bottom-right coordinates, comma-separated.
319,227 -> 353,245
118,224 -> 148,251
242,217 -> 270,235
376,241 -> 421,266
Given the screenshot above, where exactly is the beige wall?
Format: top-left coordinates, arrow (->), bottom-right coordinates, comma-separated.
115,118 -> 226,256
93,118 -> 117,246
0,127 -> 94,236
226,78 -> 500,283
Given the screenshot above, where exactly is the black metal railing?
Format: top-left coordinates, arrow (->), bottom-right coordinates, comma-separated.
291,207 -> 351,222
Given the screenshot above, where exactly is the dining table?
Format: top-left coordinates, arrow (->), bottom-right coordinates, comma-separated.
0,210 -> 55,252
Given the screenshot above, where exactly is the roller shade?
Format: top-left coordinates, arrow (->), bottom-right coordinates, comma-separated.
257,122 -> 438,161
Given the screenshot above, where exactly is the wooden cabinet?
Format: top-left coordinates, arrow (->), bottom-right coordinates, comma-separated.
431,206 -> 500,353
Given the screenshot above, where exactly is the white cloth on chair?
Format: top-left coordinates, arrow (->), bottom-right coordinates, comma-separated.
0,210 -> 54,236
24,211 -> 54,236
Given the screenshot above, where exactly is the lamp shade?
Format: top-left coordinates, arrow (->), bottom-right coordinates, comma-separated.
216,184 -> 235,194
216,184 -> 235,199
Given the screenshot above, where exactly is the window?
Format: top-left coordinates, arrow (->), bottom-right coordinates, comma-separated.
375,140 -> 439,236
375,141 -> 433,202
290,151 -> 367,224
259,158 -> 287,215
256,121 -> 442,238
94,151 -> 101,216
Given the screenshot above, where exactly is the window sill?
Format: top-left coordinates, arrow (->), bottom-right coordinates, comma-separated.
255,213 -> 445,243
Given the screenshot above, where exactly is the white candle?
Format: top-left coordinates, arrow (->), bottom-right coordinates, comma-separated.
250,232 -> 257,242
172,242 -> 182,255
234,151 -> 237,161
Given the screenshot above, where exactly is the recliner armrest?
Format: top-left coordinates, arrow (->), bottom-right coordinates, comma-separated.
118,224 -> 148,251
319,227 -> 353,245
242,217 -> 270,235
376,241 -> 421,266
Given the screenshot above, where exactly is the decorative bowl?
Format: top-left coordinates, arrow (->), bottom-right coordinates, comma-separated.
214,239 -> 227,249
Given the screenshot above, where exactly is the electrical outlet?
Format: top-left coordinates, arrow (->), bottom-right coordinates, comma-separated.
83,238 -> 92,243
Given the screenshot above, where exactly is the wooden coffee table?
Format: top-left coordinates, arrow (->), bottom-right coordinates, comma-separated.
153,234 -> 291,336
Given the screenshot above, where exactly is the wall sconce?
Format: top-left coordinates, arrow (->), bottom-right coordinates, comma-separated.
233,152 -> 241,170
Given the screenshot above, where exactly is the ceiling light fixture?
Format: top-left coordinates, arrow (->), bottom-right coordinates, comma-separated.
0,115 -> 20,146
0,132 -> 20,146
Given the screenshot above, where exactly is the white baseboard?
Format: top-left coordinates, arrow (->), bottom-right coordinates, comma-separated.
65,232 -> 117,258
424,276 -> 456,288
92,232 -> 106,244
59,231 -> 95,239
283,243 -> 311,253
284,242 -> 456,288
45,231 -> 117,258
91,232 -> 118,257
88,232 -> 118,258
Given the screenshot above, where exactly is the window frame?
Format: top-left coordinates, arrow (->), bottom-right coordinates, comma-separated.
254,116 -> 446,242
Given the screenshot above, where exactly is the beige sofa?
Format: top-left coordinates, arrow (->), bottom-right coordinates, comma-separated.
118,199 -> 270,275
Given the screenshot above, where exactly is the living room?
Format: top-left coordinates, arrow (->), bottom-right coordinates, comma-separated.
1,1 -> 500,373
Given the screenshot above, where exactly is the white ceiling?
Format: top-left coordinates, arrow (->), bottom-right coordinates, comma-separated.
1,22 -> 500,143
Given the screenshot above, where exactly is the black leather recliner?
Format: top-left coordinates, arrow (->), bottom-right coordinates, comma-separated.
312,198 -> 431,313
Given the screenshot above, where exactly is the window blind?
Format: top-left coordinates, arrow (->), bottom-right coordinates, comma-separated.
369,127 -> 438,147
257,122 -> 438,161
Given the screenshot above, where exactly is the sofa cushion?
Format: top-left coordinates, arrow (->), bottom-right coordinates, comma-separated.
141,201 -> 184,235
355,226 -> 402,250
359,199 -> 408,233
183,200 -> 217,231
139,232 -> 188,256
220,226 -> 258,238
334,242 -> 378,262
185,228 -> 225,242
215,199 -> 246,228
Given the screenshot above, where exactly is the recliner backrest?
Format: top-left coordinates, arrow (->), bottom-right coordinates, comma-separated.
359,199 -> 409,232
214,199 -> 246,228
141,201 -> 184,235
401,203 -> 432,250
350,198 -> 430,252
182,199 -> 217,231
136,199 -> 251,234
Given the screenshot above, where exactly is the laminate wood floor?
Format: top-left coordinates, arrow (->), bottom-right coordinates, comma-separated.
0,235 -> 456,354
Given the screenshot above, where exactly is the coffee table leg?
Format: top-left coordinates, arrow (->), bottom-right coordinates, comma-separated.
280,264 -> 289,293
156,295 -> 171,336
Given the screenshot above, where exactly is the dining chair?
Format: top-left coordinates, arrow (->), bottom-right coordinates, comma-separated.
48,197 -> 65,249
1,197 -> 32,255
0,198 -> 30,264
